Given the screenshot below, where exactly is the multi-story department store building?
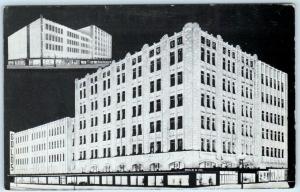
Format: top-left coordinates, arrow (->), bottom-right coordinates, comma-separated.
9,23 -> 288,187
7,16 -> 112,68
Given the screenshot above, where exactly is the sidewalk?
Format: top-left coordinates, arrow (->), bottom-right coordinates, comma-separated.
10,182 -> 290,190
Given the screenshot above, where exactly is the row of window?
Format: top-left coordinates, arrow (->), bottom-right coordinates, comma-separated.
79,89 -> 86,99
222,58 -> 236,74
67,47 -> 79,53
45,43 -> 63,51
170,36 -> 183,49
170,94 -> 183,108
132,124 -> 143,136
132,55 -> 142,65
79,120 -> 86,129
117,91 -> 125,103
222,120 -> 235,134
49,126 -> 65,136
261,74 -> 285,92
46,33 -> 63,43
200,48 -> 216,65
117,73 -> 126,85
49,153 -> 65,163
201,71 -> 216,87
116,63 -> 125,72
132,85 -> 142,98
103,79 -> 111,90
200,93 -> 215,109
132,66 -> 142,79
15,135 -> 29,144
261,93 -> 285,108
262,128 -> 285,142
241,85 -> 253,99
201,138 -> 216,152
91,100 -> 98,111
201,36 -> 217,50
223,99 -> 236,114
262,147 -> 284,158
262,111 -> 284,125
15,146 -> 28,154
170,48 -> 183,65
15,158 -> 28,165
49,140 -> 64,150
103,113 -> 110,124
67,39 -> 79,46
170,116 -> 183,130
241,105 -> 253,118
45,23 -> 63,34
241,66 -> 253,80
67,31 -> 79,39
241,124 -> 253,137
31,141 -> 45,152
149,100 -> 161,113
241,143 -> 254,156
241,56 -> 254,67
150,58 -> 161,73
132,105 -> 142,117
91,83 -> 98,95
103,96 -> 111,107
201,115 -> 216,131
222,79 -> 236,94
150,79 -> 161,93
79,104 -> 86,114
222,141 -> 236,154
222,46 -> 236,59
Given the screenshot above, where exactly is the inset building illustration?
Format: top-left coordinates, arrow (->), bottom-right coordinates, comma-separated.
7,16 -> 112,69
9,22 -> 288,187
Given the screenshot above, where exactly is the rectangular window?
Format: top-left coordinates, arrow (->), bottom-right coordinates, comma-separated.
150,81 -> 155,93
138,144 -> 142,154
170,52 -> 175,65
201,48 -> 205,61
201,71 -> 205,84
170,139 -> 175,152
177,139 -> 183,151
157,79 -> 161,91
177,94 -> 183,106
150,122 -> 155,133
178,72 -> 183,85
138,124 -> 142,135
138,85 -> 142,96
156,58 -> 161,71
178,48 -> 183,62
156,100 -> 161,112
150,101 -> 154,113
138,105 -> 142,116
170,74 -> 175,86
156,141 -> 161,153
170,96 -> 175,108
132,87 -> 136,98
138,66 -> 142,77
156,120 -> 161,132
150,61 -> 155,73
132,125 -> 136,136
178,116 -> 183,129
170,117 -> 175,130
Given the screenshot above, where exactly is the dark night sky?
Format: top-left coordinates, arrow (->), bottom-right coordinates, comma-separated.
3,4 -> 295,188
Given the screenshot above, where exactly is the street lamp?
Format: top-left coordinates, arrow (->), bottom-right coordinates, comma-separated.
238,155 -> 246,189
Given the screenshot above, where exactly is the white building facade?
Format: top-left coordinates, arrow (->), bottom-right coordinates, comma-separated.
9,22 -> 288,185
72,23 -> 288,175
8,16 -> 112,67
10,117 -> 74,175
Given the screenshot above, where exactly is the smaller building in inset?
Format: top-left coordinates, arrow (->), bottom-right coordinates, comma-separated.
7,16 -> 112,69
